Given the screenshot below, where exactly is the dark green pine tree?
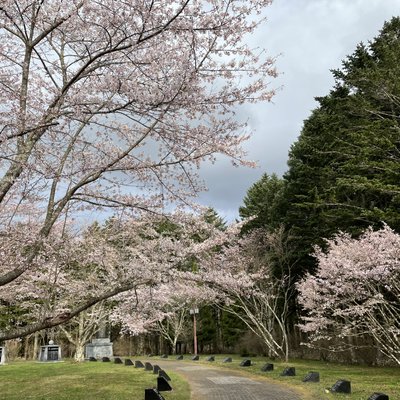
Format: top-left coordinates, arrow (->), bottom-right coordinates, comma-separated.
203,208 -> 227,231
239,173 -> 284,233
282,16 -> 400,277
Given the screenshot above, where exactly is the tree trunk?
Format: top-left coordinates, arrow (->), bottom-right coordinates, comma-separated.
24,336 -> 30,360
74,342 -> 85,362
33,331 -> 39,360
283,328 -> 289,363
172,337 -> 177,355
346,331 -> 357,363
216,308 -> 222,353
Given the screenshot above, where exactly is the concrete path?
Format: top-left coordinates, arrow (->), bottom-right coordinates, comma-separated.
151,359 -> 302,400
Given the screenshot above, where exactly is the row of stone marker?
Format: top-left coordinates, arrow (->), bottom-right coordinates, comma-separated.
165,355 -> 389,400
88,357 -> 171,400
89,355 -> 390,400
231,360 -> 388,400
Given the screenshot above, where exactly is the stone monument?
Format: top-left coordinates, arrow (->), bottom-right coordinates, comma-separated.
85,322 -> 113,360
0,346 -> 5,364
39,340 -> 62,362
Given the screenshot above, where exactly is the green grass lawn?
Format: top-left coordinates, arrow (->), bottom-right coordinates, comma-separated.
0,356 -> 398,400
0,360 -> 190,400
191,355 -> 400,400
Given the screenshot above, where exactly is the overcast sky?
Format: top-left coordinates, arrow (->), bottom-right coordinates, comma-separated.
196,0 -> 400,222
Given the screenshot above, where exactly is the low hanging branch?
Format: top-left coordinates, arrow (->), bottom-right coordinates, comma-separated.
0,283 -> 138,341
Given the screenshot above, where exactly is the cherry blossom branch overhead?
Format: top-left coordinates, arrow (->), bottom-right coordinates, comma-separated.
0,0 -> 277,293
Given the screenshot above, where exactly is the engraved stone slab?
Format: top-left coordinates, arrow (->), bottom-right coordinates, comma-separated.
157,376 -> 172,392
144,388 -> 166,400
331,380 -> 351,394
145,362 -> 153,371
261,363 -> 273,371
135,360 -> 145,368
281,367 -> 296,376
303,371 -> 320,382
159,369 -> 171,381
153,365 -> 161,374
368,393 -> 389,400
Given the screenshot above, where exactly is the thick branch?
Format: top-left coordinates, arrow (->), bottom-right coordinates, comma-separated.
0,282 -> 136,341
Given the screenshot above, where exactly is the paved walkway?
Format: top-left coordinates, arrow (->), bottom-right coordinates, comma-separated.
151,359 -> 302,400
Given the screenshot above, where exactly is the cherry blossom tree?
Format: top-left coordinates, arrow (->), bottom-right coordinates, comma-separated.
297,224 -> 400,365
186,229 -> 295,361
59,302 -> 109,362
0,211 -> 243,341
111,281 -> 220,354
0,0 -> 276,337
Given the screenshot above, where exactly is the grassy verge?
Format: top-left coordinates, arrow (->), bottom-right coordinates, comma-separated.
191,355 -> 399,400
0,359 -> 190,400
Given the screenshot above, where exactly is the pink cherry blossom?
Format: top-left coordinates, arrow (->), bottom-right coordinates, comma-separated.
0,1 -> 276,340
298,224 -> 400,365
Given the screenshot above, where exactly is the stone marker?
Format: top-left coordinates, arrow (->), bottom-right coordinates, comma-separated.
160,354 -> 168,359
159,369 -> 171,381
0,347 -> 5,364
261,363 -> 274,372
240,359 -> 251,367
114,357 -> 123,364
135,360 -> 145,368
330,380 -> 351,394
281,367 -> 296,376
144,388 -> 166,400
85,338 -> 113,360
176,355 -> 183,360
88,357 -> 97,362
207,356 -> 215,362
124,358 -> 133,366
102,356 -> 110,362
368,393 -> 389,400
39,341 -> 62,362
303,371 -> 320,382
85,324 -> 113,360
157,376 -> 172,392
145,362 -> 153,371
153,365 -> 161,374
223,357 -> 232,363
192,355 -> 199,361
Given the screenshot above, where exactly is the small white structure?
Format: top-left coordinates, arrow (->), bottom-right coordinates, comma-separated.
39,340 -> 62,362
0,346 -> 5,364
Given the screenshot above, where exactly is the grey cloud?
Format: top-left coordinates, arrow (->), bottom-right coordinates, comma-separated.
197,0 -> 400,221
